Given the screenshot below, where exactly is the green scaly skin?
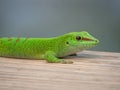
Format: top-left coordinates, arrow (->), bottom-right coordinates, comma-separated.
0,31 -> 99,64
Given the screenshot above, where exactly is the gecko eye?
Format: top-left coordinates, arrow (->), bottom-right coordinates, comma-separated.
76,36 -> 82,41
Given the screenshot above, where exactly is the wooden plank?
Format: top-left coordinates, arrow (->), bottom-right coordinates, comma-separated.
0,51 -> 120,90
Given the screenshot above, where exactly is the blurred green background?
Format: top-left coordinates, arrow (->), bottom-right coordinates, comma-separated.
0,0 -> 120,52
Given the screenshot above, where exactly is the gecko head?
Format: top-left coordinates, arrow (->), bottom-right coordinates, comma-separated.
64,31 -> 99,51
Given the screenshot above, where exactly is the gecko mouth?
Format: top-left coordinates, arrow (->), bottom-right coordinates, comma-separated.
82,40 -> 99,49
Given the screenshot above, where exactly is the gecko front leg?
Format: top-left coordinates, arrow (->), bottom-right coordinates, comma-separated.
44,51 -> 73,64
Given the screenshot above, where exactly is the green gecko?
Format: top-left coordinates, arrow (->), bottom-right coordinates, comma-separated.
0,31 -> 99,64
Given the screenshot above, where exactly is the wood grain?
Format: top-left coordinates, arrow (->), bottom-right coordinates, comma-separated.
0,51 -> 120,90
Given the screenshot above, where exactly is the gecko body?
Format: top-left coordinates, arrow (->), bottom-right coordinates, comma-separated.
0,31 -> 99,64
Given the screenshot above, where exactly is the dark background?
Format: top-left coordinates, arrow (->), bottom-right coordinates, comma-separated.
0,0 -> 120,52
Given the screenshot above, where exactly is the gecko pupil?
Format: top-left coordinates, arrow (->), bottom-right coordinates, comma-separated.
76,36 -> 81,41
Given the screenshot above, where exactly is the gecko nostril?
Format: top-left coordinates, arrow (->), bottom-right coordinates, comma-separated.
95,40 -> 99,43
